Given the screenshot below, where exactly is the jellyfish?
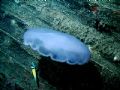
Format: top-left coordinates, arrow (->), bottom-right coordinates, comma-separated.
23,28 -> 91,65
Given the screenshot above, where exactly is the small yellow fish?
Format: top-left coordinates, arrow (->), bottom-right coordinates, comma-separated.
31,62 -> 39,88
31,62 -> 37,81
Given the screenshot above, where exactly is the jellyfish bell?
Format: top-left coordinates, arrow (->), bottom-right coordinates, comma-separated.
23,28 -> 91,65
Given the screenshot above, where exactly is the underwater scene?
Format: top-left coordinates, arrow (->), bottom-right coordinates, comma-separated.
0,0 -> 120,90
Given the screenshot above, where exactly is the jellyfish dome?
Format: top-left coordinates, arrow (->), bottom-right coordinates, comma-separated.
23,28 -> 91,65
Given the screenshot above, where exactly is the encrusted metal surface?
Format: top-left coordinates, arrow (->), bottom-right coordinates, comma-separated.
0,0 -> 120,90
